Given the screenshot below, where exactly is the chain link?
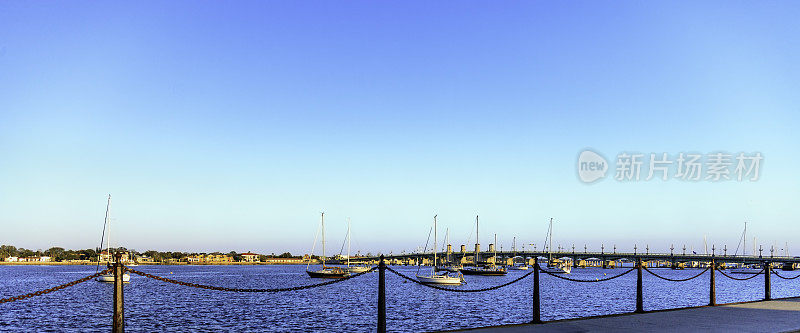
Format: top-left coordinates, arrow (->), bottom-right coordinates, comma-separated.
385,266 -> 533,292
0,269 -> 112,304
540,267 -> 635,282
772,270 -> 800,280
125,266 -> 376,292
643,267 -> 709,282
717,268 -> 765,281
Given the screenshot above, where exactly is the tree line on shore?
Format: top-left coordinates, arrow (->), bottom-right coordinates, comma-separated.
0,244 -> 305,262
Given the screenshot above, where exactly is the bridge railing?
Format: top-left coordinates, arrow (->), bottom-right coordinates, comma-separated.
2,254 -> 799,332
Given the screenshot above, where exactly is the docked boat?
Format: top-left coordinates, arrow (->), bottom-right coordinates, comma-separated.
730,266 -> 762,274
508,263 -> 529,270
435,265 -> 462,273
347,265 -> 371,274
541,218 -> 571,274
730,222 -> 760,274
416,215 -> 464,284
507,239 -> 529,270
460,216 -> 507,276
306,212 -> 351,279
461,266 -> 508,275
541,261 -> 572,274
96,194 -> 131,283
343,218 -> 372,274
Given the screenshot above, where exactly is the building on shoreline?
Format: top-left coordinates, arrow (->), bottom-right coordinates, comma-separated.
241,252 -> 260,263
186,254 -> 233,264
263,257 -> 305,264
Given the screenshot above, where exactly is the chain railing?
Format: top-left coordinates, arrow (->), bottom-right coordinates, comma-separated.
643,266 -> 709,282
717,268 -> 765,281
126,266 -> 376,292
541,267 -> 635,282
772,270 -> 800,280
0,268 -> 111,304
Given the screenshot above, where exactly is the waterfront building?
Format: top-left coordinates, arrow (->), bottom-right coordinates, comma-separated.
240,252 -> 260,262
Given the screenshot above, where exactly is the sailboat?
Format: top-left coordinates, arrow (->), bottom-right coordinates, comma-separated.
416,215 -> 464,284
461,215 -> 508,276
508,237 -> 529,270
435,228 -> 462,272
306,212 -> 350,279
345,218 -> 371,274
96,194 -> 131,283
731,222 -> 762,274
539,218 -> 572,274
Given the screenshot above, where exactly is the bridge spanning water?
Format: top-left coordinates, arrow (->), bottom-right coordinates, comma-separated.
353,249 -> 800,269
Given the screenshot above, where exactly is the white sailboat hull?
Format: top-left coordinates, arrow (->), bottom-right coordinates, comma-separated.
416,274 -> 464,285
541,264 -> 572,274
347,266 -> 371,273
730,267 -> 762,274
97,273 -> 131,283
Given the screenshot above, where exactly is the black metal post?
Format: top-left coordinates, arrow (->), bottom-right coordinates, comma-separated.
113,252 -> 124,333
764,261 -> 771,301
709,260 -> 716,306
532,257 -> 542,324
378,255 -> 386,333
636,258 -> 644,313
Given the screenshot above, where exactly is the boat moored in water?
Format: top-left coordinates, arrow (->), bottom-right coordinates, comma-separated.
306,212 -> 352,279
95,194 -> 131,283
416,215 -> 465,285
461,265 -> 508,276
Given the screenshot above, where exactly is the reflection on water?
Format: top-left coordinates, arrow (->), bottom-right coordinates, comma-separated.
0,265 -> 797,332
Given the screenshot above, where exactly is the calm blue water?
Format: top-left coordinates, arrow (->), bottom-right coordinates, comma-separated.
1,265 -> 798,332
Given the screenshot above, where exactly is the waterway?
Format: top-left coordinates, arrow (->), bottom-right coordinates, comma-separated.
1,265 -> 798,332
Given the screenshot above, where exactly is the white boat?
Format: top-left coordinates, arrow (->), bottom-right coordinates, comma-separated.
347,265 -> 372,274
507,239 -> 529,270
730,266 -> 762,274
730,222 -> 760,274
97,273 -> 131,283
96,194 -> 131,283
541,262 -> 572,274
344,218 -> 372,274
416,215 -> 464,285
306,213 -> 351,279
541,218 -> 571,274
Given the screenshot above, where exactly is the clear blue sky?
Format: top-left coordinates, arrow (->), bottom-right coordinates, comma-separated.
1,1 -> 798,255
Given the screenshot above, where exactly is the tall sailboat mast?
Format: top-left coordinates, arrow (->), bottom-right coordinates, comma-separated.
475,215 -> 479,265
105,194 -> 112,259
548,218 -> 554,263
321,212 -> 326,267
445,227 -> 450,263
434,215 -> 438,268
347,217 -> 351,268
494,233 -> 498,266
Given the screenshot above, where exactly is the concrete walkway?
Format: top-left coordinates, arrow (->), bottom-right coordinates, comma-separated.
451,298 -> 800,333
